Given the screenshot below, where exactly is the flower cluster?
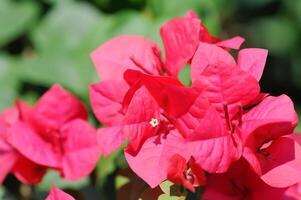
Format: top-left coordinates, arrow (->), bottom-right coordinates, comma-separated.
1,11 -> 301,200
0,85 -> 100,184
90,11 -> 301,199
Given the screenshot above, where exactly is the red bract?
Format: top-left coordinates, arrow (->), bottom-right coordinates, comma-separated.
241,95 -> 300,187
203,159 -> 286,200
8,84 -> 100,181
46,186 -> 75,200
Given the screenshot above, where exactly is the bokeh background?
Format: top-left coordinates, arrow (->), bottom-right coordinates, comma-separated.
1,0 -> 301,199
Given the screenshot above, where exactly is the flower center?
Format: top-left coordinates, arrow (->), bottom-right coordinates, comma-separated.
149,118 -> 159,127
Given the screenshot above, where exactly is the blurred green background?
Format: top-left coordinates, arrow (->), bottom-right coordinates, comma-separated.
1,0 -> 301,199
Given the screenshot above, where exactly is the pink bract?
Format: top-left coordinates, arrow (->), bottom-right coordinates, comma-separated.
46,186 -> 75,200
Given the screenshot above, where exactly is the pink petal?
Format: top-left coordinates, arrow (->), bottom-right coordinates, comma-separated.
15,100 -> 32,123
160,14 -> 201,76
191,43 -> 260,108
259,137 -> 301,188
60,119 -> 99,180
242,95 -> 298,143
91,35 -> 162,81
282,182 -> 301,199
237,48 -> 268,81
30,84 -> 88,136
89,81 -> 128,126
46,186 -> 75,200
8,121 -> 61,168
189,129 -> 243,173
215,36 -> 245,50
125,130 -> 190,188
97,126 -> 125,156
185,10 -> 198,18
191,42 -> 236,83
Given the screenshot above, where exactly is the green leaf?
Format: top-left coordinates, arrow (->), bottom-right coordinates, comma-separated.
37,170 -> 89,191
250,17 -> 299,56
0,187 -> 4,199
159,180 -> 186,199
0,54 -> 19,110
96,150 -> 122,185
115,175 -> 130,190
0,0 -> 39,46
17,54 -> 92,99
31,1 -> 101,54
20,1 -> 106,100
178,65 -> 191,86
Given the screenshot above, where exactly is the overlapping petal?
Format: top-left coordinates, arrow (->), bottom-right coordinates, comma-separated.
160,13 -> 201,76
29,84 -> 88,137
125,130 -> 190,188
89,81 -> 128,126
91,35 -> 163,81
60,119 -> 99,180
191,42 -> 260,109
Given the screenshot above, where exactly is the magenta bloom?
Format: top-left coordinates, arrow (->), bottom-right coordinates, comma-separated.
0,107 -> 46,184
89,9 -> 301,196
8,84 -> 100,181
89,11 -> 245,156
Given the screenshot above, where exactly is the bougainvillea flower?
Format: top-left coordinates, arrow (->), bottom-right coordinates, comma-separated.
0,106 -> 46,184
8,84 -> 100,181
242,95 -> 300,188
167,154 -> 206,192
202,159 -> 286,200
123,69 -> 245,173
90,11 -> 244,129
96,69 -> 201,156
46,186 -> 75,200
161,11 -> 245,76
